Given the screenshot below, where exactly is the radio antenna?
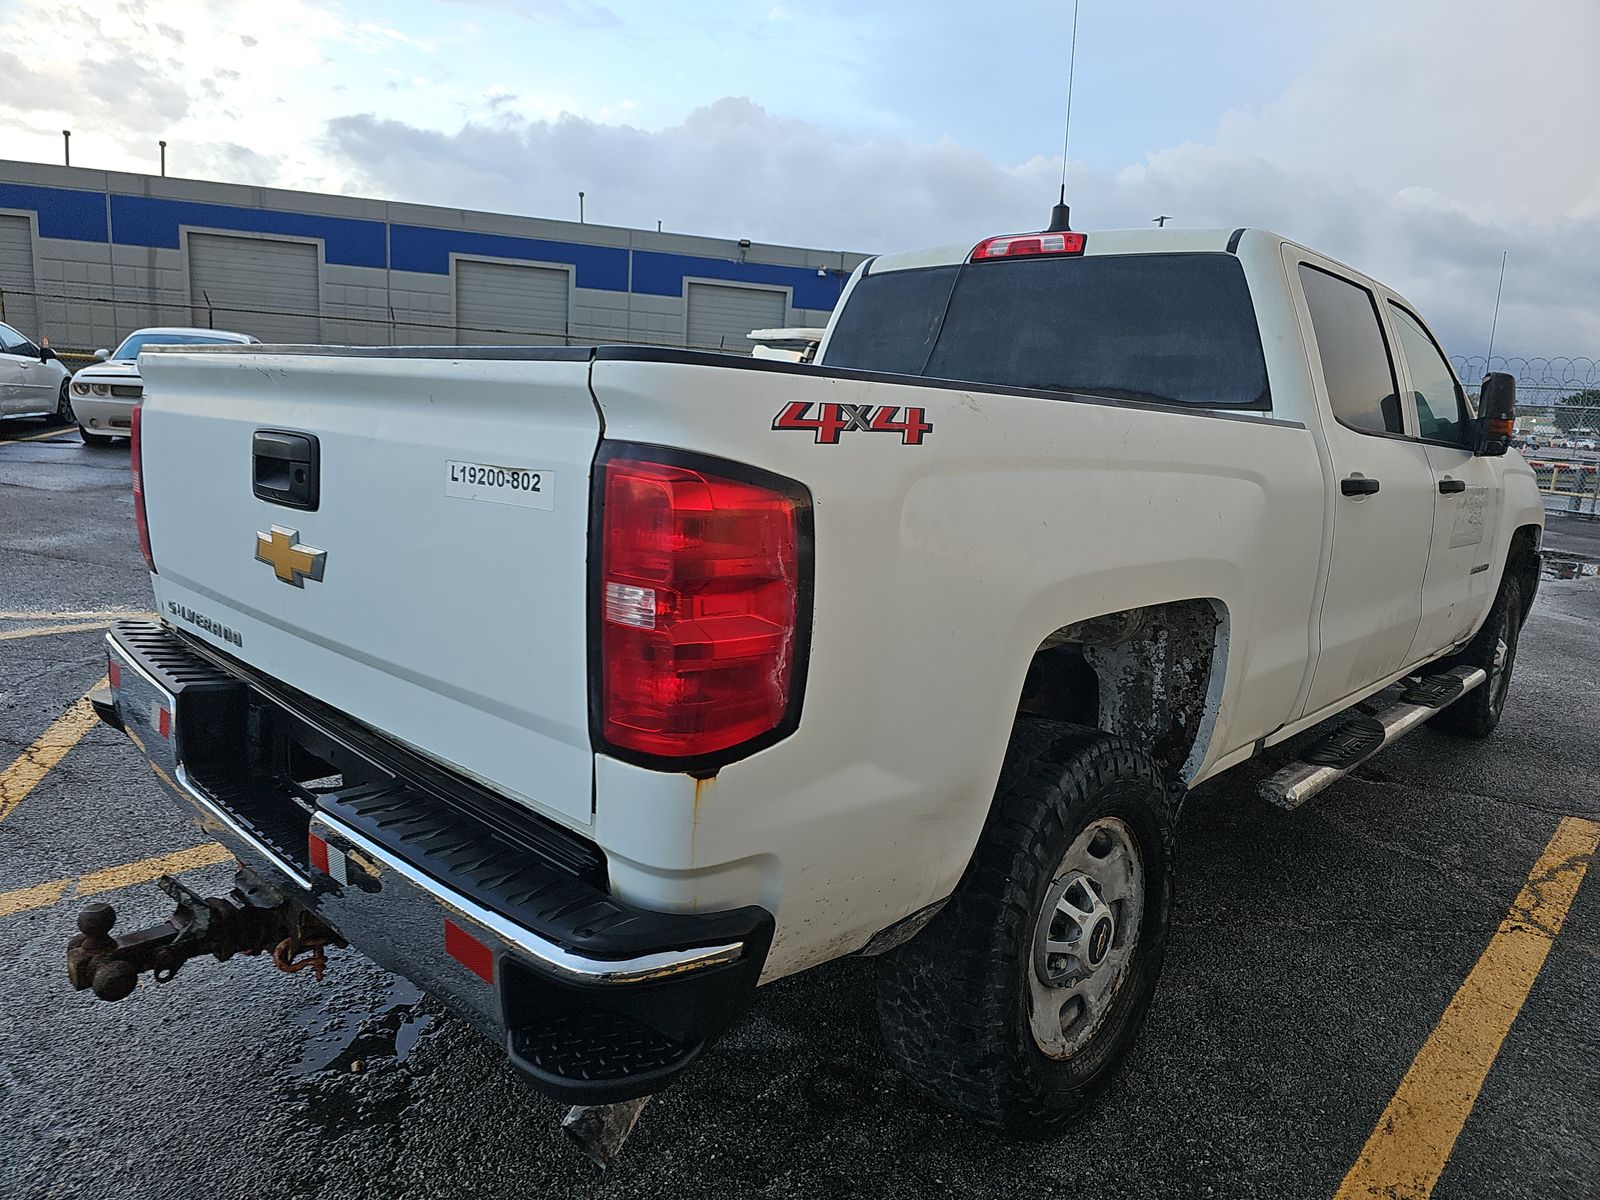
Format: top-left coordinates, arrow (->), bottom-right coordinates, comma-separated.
1047,0 -> 1081,232
1482,250 -> 1508,374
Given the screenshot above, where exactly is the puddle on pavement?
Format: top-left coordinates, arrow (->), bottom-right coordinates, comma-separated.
289,974 -> 437,1078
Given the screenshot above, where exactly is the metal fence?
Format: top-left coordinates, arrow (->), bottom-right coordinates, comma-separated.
0,281 -> 806,362
1452,355 -> 1600,517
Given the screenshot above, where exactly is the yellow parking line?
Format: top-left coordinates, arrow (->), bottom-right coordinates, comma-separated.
0,621 -> 112,642
0,679 -> 109,823
0,610 -> 155,621
0,843 -> 231,919
1334,815 -> 1600,1200
0,879 -> 72,918
77,842 -> 234,897
0,428 -> 71,446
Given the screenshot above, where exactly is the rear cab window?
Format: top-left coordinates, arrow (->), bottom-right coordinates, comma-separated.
1296,264 -> 1404,436
823,252 -> 1271,410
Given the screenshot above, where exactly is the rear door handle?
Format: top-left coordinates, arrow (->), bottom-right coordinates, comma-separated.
1340,476 -> 1380,496
1438,478 -> 1467,494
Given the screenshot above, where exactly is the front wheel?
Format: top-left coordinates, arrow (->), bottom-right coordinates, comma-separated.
874,721 -> 1174,1135
79,424 -> 116,446
54,380 -> 74,425
1432,575 -> 1522,739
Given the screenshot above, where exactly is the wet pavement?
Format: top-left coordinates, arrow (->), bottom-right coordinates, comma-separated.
2,424 -> 1597,1199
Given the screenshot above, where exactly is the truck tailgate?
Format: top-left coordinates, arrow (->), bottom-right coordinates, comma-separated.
136,348 -> 600,829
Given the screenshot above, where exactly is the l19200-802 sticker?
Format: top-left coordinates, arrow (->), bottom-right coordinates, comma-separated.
445,460 -> 554,510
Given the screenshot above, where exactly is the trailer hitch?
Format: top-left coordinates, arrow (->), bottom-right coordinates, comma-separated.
66,873 -> 345,1002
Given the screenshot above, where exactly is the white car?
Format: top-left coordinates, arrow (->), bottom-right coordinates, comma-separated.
70,327 -> 257,445
0,321 -> 72,425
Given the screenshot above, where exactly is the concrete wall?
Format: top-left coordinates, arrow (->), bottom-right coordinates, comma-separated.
0,160 -> 867,354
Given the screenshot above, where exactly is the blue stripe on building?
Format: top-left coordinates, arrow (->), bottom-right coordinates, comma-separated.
109,195 -> 388,268
388,224 -> 629,291
0,182 -> 107,241
633,250 -> 841,311
3,182 -> 840,307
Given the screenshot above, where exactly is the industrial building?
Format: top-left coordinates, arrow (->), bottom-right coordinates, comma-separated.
0,159 -> 868,356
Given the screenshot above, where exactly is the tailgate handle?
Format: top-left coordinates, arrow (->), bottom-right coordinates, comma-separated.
253,430 -> 320,511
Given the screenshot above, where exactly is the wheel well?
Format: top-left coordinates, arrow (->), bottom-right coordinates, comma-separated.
1507,524 -> 1542,616
1017,599 -> 1226,783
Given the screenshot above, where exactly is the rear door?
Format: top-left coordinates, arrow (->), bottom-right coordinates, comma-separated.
188,232 -> 321,343
0,323 -> 36,413
137,348 -> 602,829
686,283 -> 786,353
1293,258 -> 1435,717
1387,301 -> 1502,659
455,260 -> 571,345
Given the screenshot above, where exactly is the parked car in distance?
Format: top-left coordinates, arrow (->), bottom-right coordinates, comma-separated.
70,327 -> 258,445
0,321 -> 71,425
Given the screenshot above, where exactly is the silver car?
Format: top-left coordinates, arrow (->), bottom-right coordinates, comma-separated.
0,321 -> 72,426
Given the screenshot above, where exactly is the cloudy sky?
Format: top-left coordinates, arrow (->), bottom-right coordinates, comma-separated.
2,0 -> 1596,363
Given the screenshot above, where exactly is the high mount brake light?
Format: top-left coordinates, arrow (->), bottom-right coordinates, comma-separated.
596,449 -> 810,765
970,231 -> 1087,261
130,404 -> 156,573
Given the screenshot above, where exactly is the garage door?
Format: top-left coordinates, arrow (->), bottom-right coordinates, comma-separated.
455,260 -> 570,345
188,233 -> 320,343
686,283 -> 787,353
0,215 -> 38,340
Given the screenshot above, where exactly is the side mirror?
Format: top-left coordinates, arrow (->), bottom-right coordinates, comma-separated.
94,348 -> 110,361
38,344 -> 56,362
1476,371 -> 1515,457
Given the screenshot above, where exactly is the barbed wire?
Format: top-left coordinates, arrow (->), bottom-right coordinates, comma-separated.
1450,355 -> 1600,393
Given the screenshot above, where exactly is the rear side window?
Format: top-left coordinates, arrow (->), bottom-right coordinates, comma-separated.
1388,303 -> 1469,445
1298,265 -> 1403,435
825,253 -> 1270,410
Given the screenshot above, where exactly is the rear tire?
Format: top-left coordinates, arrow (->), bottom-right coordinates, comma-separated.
1432,575 -> 1522,739
874,721 -> 1174,1135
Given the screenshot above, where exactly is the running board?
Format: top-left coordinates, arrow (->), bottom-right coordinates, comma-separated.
1259,665 -> 1487,810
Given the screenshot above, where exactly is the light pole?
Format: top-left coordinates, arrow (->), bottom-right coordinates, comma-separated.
578,191 -> 585,224
62,130 -> 71,166
159,140 -> 167,177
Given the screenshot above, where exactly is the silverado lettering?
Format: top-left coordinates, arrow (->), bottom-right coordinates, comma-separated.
166,600 -> 243,647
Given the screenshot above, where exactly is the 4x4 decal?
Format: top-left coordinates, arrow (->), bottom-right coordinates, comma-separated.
772,401 -> 933,445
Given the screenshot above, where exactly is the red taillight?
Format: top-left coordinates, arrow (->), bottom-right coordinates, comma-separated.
598,451 -> 808,763
130,404 -> 156,573
971,231 -> 1087,261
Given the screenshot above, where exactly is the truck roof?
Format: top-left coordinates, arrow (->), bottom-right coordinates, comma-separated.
867,227 -> 1256,274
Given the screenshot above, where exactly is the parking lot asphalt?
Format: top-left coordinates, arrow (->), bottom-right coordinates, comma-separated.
2,424 -> 1597,1200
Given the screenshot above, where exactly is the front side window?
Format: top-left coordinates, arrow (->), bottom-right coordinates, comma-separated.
0,323 -> 33,354
1389,303 -> 1469,445
1298,264 -> 1403,435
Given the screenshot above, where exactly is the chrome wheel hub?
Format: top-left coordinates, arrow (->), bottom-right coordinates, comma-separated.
1028,816 -> 1143,1059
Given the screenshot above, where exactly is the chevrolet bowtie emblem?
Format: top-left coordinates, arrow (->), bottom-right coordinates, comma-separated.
255,525 -> 326,587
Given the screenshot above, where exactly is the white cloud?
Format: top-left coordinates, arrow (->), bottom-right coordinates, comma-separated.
1,0 -> 1595,363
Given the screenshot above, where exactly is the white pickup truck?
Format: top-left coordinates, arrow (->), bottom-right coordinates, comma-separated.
74,226 -> 1542,1153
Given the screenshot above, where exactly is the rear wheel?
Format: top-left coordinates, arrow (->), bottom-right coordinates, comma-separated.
874,721 -> 1174,1135
1432,575 -> 1522,739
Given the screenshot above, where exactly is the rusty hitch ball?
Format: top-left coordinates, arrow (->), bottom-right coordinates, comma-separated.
66,902 -> 140,1002
91,959 -> 138,1002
